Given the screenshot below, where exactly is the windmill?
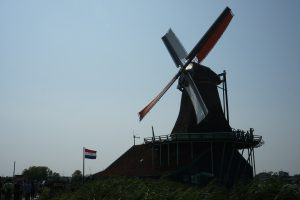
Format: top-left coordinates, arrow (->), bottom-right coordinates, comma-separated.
137,7 -> 262,185
138,7 -> 233,124
97,7 -> 263,186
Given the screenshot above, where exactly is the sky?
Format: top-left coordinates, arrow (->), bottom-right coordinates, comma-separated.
1,0 -> 300,177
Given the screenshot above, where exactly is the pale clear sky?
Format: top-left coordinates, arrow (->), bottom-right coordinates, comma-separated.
1,1 -> 300,177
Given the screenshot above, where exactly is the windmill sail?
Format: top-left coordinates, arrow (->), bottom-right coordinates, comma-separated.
138,71 -> 181,121
182,72 -> 208,124
138,7 -> 233,122
162,29 -> 187,67
186,7 -> 233,62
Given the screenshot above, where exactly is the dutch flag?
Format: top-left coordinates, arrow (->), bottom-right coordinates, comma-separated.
84,148 -> 97,159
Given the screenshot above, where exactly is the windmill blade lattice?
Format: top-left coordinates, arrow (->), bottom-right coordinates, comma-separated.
138,7 -> 233,122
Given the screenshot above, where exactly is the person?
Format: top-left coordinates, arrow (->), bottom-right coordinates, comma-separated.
30,181 -> 36,200
250,128 -> 254,140
23,181 -> 31,200
3,180 -> 13,200
13,181 -> 22,200
0,178 -> 3,200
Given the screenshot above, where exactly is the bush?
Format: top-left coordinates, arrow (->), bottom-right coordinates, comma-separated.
40,176 -> 300,200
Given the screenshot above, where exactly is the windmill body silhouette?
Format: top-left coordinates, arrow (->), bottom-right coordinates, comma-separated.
97,7 -> 263,186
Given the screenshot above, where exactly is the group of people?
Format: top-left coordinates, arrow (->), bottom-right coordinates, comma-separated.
0,179 -> 39,200
234,128 -> 254,141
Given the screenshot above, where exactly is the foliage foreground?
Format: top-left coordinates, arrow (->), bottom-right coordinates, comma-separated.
40,177 -> 300,200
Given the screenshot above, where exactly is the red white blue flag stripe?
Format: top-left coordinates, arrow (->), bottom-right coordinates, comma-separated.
84,148 -> 97,159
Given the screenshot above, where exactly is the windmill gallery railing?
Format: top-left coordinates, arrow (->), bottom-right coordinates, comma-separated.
144,129 -> 263,149
143,129 -> 262,178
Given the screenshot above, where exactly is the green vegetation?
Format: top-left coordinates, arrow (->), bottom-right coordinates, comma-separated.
22,166 -> 60,181
39,176 -> 300,200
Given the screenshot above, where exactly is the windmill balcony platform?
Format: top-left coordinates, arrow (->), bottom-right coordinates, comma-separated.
144,131 -> 263,149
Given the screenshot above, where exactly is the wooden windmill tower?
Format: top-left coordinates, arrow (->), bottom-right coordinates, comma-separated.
139,7 -> 263,185
97,7 -> 263,186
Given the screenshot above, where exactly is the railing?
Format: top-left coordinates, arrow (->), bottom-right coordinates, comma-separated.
144,130 -> 263,148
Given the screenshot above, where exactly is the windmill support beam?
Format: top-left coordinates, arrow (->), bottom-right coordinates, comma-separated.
223,80 -> 226,117
252,148 -> 256,176
191,142 -> 194,160
211,142 -> 214,175
176,142 -> 179,166
223,70 -> 230,122
220,142 -> 226,179
235,148 -> 244,182
242,147 -> 253,177
160,144 -> 162,167
168,143 -> 170,166
247,148 -> 251,165
250,148 -> 253,169
225,144 -> 235,183
152,145 -> 154,168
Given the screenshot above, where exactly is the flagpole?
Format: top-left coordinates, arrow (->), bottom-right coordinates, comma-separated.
83,147 -> 85,184
13,161 -> 16,177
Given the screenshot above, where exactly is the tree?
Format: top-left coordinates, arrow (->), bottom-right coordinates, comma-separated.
48,172 -> 61,182
70,170 -> 82,190
22,166 -> 52,181
71,170 -> 82,182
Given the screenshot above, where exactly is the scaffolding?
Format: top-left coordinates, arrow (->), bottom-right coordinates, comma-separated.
144,129 -> 263,182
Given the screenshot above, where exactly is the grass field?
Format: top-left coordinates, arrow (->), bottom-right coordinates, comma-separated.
39,176 -> 300,200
